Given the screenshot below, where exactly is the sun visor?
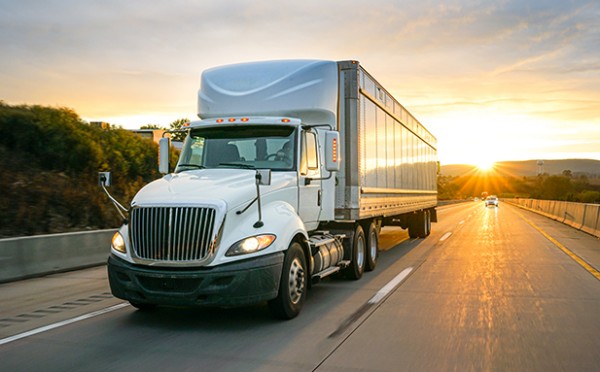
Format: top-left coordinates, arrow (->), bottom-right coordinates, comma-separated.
198,60 -> 338,125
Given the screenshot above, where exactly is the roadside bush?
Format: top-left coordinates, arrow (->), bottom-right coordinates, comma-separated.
0,102 -> 163,237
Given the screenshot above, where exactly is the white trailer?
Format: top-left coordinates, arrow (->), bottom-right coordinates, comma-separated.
106,60 -> 437,319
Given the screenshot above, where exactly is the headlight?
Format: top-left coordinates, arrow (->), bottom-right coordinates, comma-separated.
226,234 -> 276,256
111,232 -> 126,253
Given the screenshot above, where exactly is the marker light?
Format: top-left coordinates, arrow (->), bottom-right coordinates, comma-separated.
281,118 -> 290,123
228,118 -> 236,122
216,119 -> 224,123
241,117 -> 249,122
183,122 -> 190,127
332,137 -> 337,162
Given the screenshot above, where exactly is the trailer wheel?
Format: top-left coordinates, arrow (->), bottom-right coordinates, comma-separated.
345,225 -> 366,280
408,213 -> 421,239
365,221 -> 379,272
268,242 -> 307,319
424,210 -> 431,237
409,211 -> 429,239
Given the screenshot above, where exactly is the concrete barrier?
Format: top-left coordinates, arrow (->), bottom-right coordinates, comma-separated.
582,204 -> 600,237
0,229 -> 115,283
505,199 -> 600,239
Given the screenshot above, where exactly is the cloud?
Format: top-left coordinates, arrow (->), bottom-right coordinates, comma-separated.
1,0 -> 599,162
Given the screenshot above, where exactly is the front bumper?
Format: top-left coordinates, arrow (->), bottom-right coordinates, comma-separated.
108,253 -> 284,307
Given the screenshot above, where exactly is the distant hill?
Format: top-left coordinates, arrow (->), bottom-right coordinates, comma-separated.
441,159 -> 600,177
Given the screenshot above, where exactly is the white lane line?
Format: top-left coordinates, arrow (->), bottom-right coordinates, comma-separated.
368,267 -> 413,304
459,220 -> 465,225
0,303 -> 129,346
440,232 -> 452,241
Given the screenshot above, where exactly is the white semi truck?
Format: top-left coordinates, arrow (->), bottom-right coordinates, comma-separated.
106,60 -> 438,319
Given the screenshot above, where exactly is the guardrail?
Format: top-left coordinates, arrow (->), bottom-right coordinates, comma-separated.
0,229 -> 115,283
505,198 -> 600,238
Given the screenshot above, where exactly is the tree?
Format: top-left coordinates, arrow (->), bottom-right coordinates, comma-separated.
140,124 -> 163,129
539,175 -> 574,200
169,118 -> 190,142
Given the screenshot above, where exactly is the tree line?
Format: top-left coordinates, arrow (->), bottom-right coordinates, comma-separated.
0,102 -> 177,237
438,171 -> 600,203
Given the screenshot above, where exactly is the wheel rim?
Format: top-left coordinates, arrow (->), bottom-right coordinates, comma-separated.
357,235 -> 365,268
369,230 -> 377,260
288,257 -> 305,305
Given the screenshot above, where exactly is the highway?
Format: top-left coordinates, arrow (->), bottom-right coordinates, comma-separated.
1,202 -> 600,371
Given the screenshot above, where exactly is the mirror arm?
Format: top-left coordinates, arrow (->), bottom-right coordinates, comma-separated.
253,171 -> 264,228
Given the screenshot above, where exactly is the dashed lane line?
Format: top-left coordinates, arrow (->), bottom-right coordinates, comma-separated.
368,267 -> 414,304
440,232 -> 452,242
0,303 -> 129,346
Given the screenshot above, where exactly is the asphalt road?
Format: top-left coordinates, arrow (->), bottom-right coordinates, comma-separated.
1,202 -> 600,371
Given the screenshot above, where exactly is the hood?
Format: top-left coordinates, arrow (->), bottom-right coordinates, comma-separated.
131,169 -> 294,211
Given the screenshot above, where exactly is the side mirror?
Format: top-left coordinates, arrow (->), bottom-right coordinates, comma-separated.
324,131 -> 340,172
98,172 -> 111,187
158,137 -> 170,174
257,169 -> 271,186
97,171 -> 128,221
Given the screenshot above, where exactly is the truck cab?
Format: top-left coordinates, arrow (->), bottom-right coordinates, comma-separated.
108,115 -> 345,319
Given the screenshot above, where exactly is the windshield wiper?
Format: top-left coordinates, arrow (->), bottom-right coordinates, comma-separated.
176,164 -> 206,171
218,162 -> 256,169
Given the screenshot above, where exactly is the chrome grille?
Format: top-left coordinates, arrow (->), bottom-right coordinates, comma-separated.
130,206 -> 217,262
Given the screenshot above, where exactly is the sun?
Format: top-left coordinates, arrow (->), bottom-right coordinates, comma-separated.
475,159 -> 496,172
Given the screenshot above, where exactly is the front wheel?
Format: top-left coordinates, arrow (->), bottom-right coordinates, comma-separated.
268,242 -> 307,320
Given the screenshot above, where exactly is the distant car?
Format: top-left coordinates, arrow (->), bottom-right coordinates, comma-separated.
485,196 -> 499,207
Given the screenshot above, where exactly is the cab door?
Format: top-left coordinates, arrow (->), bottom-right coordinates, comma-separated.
298,130 -> 322,230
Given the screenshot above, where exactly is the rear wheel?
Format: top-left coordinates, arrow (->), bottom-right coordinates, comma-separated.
424,210 -> 431,237
344,225 -> 366,280
408,213 -> 421,238
408,211 -> 431,238
268,242 -> 307,319
365,221 -> 379,272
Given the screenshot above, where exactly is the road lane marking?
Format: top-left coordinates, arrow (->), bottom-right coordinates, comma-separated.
0,303 -> 129,346
459,220 -> 465,225
329,267 -> 415,339
368,267 -> 413,304
515,210 -> 600,282
440,232 -> 452,242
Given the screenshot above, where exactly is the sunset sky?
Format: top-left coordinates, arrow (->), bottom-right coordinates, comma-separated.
1,0 -> 599,165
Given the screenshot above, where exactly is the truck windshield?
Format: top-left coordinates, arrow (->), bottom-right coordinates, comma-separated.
175,125 -> 296,173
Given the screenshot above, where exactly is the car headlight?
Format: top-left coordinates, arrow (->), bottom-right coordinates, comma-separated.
111,232 -> 126,253
226,234 -> 276,256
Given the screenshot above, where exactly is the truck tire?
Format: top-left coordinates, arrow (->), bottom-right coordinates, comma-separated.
365,221 -> 379,272
409,211 -> 429,239
344,225 -> 366,280
268,242 -> 307,319
408,213 -> 421,239
424,210 -> 431,237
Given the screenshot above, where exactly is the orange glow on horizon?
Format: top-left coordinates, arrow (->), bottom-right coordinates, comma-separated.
475,160 -> 496,172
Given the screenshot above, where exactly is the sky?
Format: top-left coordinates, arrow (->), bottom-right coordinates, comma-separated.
1,0 -> 599,165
